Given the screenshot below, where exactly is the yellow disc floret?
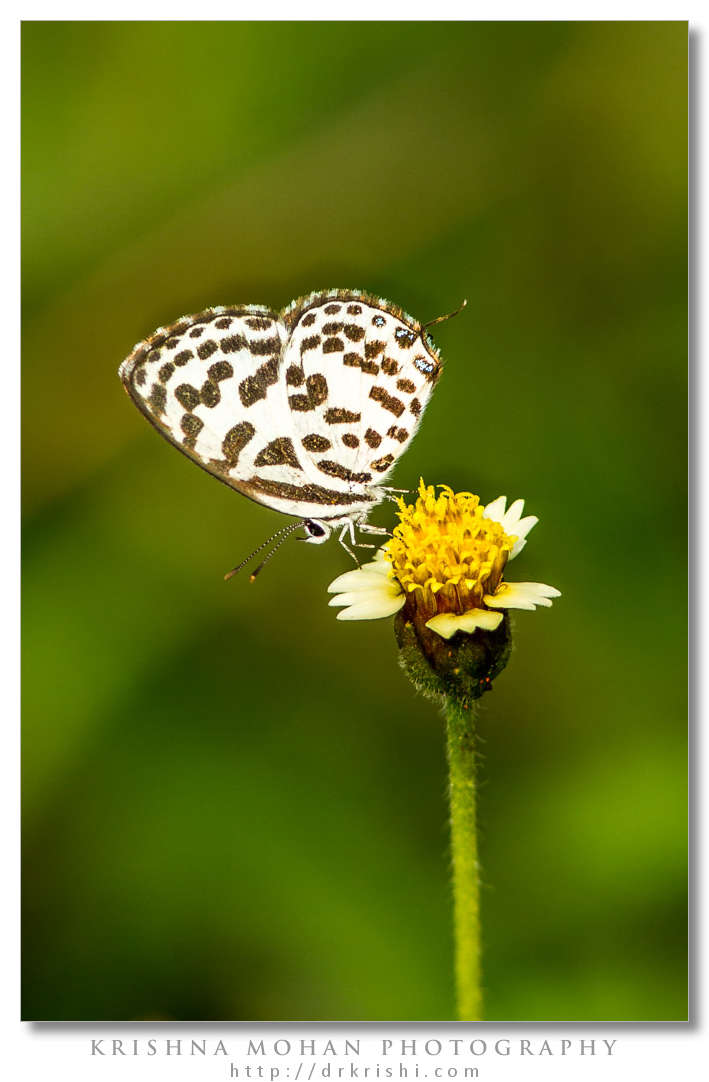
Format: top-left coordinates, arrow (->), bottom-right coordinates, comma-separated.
384,480 -> 517,620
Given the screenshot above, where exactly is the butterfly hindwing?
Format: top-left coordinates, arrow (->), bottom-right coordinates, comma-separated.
119,305 -> 293,488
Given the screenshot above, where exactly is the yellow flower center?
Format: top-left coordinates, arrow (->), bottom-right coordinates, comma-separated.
383,480 -> 516,619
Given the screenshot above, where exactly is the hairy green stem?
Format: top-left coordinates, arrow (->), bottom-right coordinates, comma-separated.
445,696 -> 482,1021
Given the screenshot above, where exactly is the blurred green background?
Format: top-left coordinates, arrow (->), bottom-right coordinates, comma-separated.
22,21 -> 687,1021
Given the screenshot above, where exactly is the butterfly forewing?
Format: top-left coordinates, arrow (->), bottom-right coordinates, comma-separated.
283,292 -> 441,491
120,290 -> 442,524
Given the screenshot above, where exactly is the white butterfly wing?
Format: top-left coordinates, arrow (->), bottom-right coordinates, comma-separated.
282,291 -> 442,489
119,303 -> 382,520
119,305 -> 288,491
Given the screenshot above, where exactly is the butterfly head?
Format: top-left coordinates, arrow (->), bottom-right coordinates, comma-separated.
302,519 -> 332,545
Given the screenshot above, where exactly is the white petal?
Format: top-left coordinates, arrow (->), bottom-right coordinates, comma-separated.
509,517 -> 539,558
514,581 -> 561,597
526,584 -> 558,601
486,596 -> 536,611
328,585 -> 401,607
483,495 -> 507,523
359,553 -> 391,573
336,594 -> 406,620
502,498 -> 525,528
484,581 -> 561,611
327,568 -> 394,593
513,514 -> 538,539
485,496 -> 539,557
425,608 -> 503,639
370,547 -> 390,566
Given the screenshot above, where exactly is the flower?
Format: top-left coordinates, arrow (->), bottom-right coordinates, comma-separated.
328,480 -> 560,640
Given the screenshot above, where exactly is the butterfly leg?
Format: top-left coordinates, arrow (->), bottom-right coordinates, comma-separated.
344,519 -> 374,551
356,527 -> 389,547
338,522 -> 361,566
353,521 -> 386,551
342,519 -> 376,553
358,522 -> 390,537
380,485 -> 412,502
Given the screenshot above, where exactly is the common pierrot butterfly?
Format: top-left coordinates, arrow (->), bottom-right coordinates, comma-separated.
119,289 -> 464,578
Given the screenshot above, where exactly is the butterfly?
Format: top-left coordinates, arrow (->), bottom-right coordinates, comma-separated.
119,289 -> 464,577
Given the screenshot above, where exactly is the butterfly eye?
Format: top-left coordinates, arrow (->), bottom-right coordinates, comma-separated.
302,520 -> 331,545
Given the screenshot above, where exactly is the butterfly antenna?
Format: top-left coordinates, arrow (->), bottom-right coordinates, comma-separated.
422,298 -> 468,330
248,523 -> 304,582
224,521 -> 301,582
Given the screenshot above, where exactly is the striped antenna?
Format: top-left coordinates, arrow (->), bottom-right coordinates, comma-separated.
422,298 -> 468,330
224,520 -> 302,582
